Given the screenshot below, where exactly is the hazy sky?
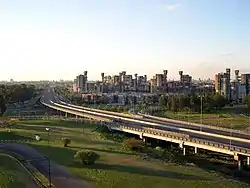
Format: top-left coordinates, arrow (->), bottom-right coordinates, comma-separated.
0,0 -> 250,81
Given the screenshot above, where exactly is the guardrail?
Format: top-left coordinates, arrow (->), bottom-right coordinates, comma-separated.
47,101 -> 250,144
41,100 -> 250,157
59,99 -> 250,136
109,124 -> 250,156
67,103 -> 143,119
0,151 -> 51,188
53,97 -> 250,136
140,113 -> 250,135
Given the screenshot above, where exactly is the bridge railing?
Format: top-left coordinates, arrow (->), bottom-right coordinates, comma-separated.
41,101 -> 250,156
110,123 -> 250,155
140,113 -> 250,135
52,100 -> 250,136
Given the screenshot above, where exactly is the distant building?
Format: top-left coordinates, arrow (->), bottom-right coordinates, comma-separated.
100,71 -> 149,93
179,71 -> 192,87
241,73 -> 250,95
73,71 -> 88,93
215,68 -> 231,100
149,70 -> 168,93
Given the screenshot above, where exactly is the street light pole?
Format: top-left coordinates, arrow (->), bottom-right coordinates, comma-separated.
200,95 -> 203,131
48,157 -> 52,187
46,128 -> 50,145
230,125 -> 232,150
249,112 -> 250,127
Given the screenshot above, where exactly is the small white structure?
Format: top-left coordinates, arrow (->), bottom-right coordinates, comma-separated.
35,134 -> 41,141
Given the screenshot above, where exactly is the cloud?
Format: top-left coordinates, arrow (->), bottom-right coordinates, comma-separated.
164,3 -> 181,11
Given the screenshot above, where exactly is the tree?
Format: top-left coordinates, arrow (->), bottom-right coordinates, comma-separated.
145,96 -> 152,105
159,95 -> 166,107
117,106 -> 124,113
177,94 -> 186,110
135,104 -> 142,111
122,138 -> 144,151
61,138 -> 71,147
124,106 -> 129,112
190,95 -> 200,112
212,94 -> 227,110
103,96 -> 109,104
170,97 -> 178,112
0,95 -> 6,116
244,94 -> 250,113
110,106 -> 117,112
74,150 -> 100,165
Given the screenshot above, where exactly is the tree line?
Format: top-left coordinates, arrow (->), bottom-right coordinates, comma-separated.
158,93 -> 228,113
0,84 -> 37,115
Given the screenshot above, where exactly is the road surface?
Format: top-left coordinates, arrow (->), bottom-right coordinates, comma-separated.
0,143 -> 89,188
42,88 -> 250,150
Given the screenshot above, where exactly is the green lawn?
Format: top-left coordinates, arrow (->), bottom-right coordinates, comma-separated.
157,111 -> 250,131
1,119 -> 248,188
0,155 -> 37,188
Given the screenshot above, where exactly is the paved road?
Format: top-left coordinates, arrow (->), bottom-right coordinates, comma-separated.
43,88 -> 250,149
62,101 -> 250,141
48,100 -> 250,149
142,116 -> 250,139
0,143 -> 89,188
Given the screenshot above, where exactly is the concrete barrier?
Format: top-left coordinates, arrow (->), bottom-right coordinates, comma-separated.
67,103 -> 143,119
140,113 -> 250,135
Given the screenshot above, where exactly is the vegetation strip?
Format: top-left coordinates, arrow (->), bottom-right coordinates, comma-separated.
9,119 -> 247,188
0,150 -> 54,188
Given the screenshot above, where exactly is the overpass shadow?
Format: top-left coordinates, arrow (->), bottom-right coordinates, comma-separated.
75,163 -> 211,181
187,155 -> 250,185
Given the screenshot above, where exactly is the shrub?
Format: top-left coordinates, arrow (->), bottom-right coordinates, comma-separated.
122,138 -> 144,151
123,106 -> 129,112
61,138 -> 71,147
74,150 -> 100,165
155,146 -> 163,151
117,106 -> 124,113
147,149 -> 162,159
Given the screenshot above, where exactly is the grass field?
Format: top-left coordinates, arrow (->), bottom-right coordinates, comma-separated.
0,154 -> 38,188
1,119 -> 249,188
157,110 -> 250,131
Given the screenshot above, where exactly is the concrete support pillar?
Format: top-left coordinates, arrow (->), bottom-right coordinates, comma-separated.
247,157 -> 250,166
142,137 -> 146,143
238,160 -> 242,171
139,133 -> 143,139
65,112 -> 67,118
194,147 -> 198,154
183,147 -> 186,156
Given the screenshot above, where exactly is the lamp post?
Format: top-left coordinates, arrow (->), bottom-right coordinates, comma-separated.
47,157 -> 52,188
200,95 -> 203,131
230,124 -> 232,150
249,111 -> 250,127
45,128 -> 50,145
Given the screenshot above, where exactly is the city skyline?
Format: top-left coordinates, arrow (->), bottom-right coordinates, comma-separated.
0,0 -> 250,81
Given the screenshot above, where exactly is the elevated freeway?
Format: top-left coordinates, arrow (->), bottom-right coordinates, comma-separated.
41,88 -> 250,170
